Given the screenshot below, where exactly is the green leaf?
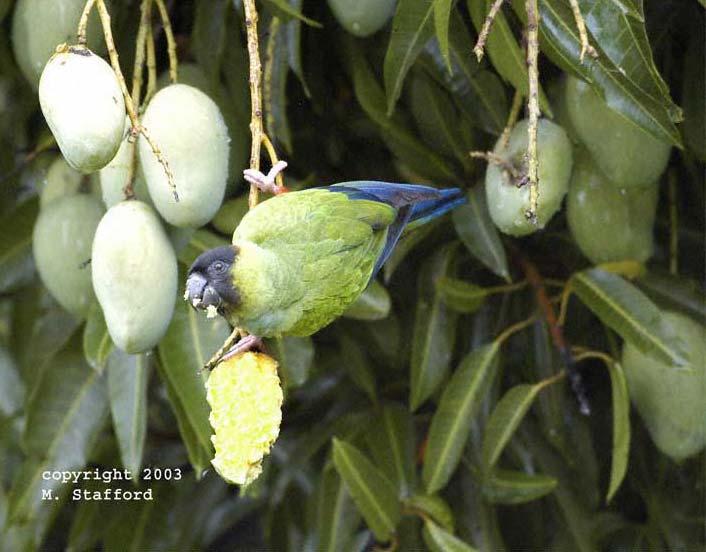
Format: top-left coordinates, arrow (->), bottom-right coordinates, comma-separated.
338,333 -> 377,402
264,17 -> 293,154
261,0 -> 322,27
342,280 -> 391,321
433,0 -> 455,72
192,0 -> 228,84
606,361 -> 630,503
316,465 -> 361,552
436,277 -> 488,314
384,0 -> 435,115
349,44 -> 457,183
10,346 -> 107,523
578,0 -> 678,117
406,494 -> 455,531
365,403 -> 416,497
421,15 -> 508,134
423,343 -> 499,493
0,346 -> 23,418
268,335 -> 314,389
409,70 -> 470,168
637,271 -> 706,325
11,286 -> 81,392
481,383 -> 543,472
107,350 -> 150,475
83,302 -> 113,373
467,0 -> 551,115
452,187 -> 510,282
571,268 -> 688,367
158,299 -> 230,474
511,0 -> 681,146
423,519 -> 479,552
0,198 -> 37,293
481,468 -> 558,504
177,229 -> 228,267
410,244 -> 459,410
331,438 -> 402,542
285,0 -> 311,98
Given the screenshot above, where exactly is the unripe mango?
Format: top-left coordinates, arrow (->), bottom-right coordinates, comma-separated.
567,152 -> 658,265
11,0 -> 106,88
40,157 -> 101,208
328,0 -> 397,37
485,119 -> 573,236
32,194 -> 104,318
39,45 -> 125,173
564,76 -> 671,188
91,200 -> 177,353
622,311 -> 706,461
99,126 -> 152,208
138,84 -> 229,228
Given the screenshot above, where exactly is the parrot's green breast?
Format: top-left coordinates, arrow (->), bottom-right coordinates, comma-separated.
227,189 -> 396,337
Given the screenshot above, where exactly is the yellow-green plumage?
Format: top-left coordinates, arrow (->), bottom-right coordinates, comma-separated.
230,189 -> 396,337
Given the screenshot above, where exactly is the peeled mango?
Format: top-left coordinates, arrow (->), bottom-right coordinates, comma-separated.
622,311 -> 706,461
567,152 -> 658,265
564,75 -> 671,188
99,125 -> 152,208
11,0 -> 106,88
91,200 -> 177,353
485,119 -> 573,236
138,84 -> 229,228
328,0 -> 397,37
207,352 -> 283,486
33,194 -> 104,318
39,45 -> 125,173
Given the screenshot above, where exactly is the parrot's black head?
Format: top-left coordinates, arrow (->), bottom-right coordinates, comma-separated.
185,246 -> 239,315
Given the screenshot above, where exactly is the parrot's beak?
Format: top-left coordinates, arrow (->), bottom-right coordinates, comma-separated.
185,272 -> 222,311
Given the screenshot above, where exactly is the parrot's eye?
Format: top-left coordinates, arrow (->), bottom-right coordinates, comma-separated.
212,261 -> 227,274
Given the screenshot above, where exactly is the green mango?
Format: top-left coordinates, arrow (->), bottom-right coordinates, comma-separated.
138,84 -> 229,228
564,75 -> 671,189
212,196 -> 249,236
328,0 -> 396,37
91,200 -> 177,353
11,0 -> 107,88
99,123 -> 152,209
622,311 -> 706,461
40,157 -> 101,208
485,119 -> 573,236
567,151 -> 658,265
32,194 -> 105,318
39,45 -> 126,173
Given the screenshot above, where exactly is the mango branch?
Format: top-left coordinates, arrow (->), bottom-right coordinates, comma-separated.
154,0 -> 178,83
244,0 -> 265,209
131,0 -> 153,109
568,0 -> 597,62
472,0 -> 505,61
77,0 -> 178,201
525,0 -> 540,224
144,22 -> 158,103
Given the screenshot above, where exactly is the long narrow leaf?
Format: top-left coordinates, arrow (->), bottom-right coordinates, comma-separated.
332,438 -> 401,541
571,268 -> 688,367
423,343 -> 500,493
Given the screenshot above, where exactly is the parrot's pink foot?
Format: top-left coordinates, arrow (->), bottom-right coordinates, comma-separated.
243,160 -> 289,195
220,334 -> 264,362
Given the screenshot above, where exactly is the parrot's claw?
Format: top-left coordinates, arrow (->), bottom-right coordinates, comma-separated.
221,335 -> 264,362
243,160 -> 289,195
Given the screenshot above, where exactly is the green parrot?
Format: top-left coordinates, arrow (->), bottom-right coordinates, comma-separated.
185,163 -> 464,353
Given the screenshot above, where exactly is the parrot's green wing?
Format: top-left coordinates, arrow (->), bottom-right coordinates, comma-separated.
231,189 -> 396,336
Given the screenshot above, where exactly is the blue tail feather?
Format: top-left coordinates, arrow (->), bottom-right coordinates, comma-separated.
324,181 -> 465,278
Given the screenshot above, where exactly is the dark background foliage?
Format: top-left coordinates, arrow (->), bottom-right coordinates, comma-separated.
0,0 -> 704,550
